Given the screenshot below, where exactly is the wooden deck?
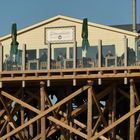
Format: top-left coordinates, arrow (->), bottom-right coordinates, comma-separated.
0,66 -> 140,140
1,66 -> 140,82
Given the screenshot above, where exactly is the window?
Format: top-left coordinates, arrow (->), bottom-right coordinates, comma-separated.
17,49 -> 22,65
39,48 -> 48,61
54,48 -> 66,60
26,49 -> 36,60
102,45 -> 115,57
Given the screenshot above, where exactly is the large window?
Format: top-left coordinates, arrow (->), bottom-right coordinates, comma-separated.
70,46 -> 98,59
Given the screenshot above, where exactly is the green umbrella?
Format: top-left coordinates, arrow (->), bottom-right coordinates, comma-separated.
10,23 -> 19,63
81,18 -> 90,57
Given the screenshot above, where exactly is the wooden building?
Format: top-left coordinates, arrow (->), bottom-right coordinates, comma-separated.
0,15 -> 140,140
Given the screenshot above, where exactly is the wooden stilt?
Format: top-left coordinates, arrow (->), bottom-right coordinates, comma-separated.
6,123 -> 10,140
0,93 -> 24,140
21,88 -> 25,138
87,80 -> 93,139
112,84 -> 116,140
108,92 -> 112,139
129,79 -> 135,140
66,87 -> 73,140
29,113 -> 34,138
40,81 -> 46,140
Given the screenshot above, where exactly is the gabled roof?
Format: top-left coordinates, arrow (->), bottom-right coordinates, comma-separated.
0,15 -> 139,41
111,24 -> 140,32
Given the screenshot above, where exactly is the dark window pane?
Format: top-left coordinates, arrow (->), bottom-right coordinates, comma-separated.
70,48 -> 73,58
54,48 -> 66,60
102,45 -> 115,57
26,50 -> 36,60
77,47 -> 82,59
86,46 -> 98,59
39,49 -> 48,61
17,49 -> 22,65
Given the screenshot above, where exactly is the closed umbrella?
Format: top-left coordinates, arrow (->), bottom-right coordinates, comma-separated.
10,23 -> 19,64
81,18 -> 90,58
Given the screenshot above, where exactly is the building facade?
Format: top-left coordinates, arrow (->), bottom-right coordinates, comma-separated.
0,15 -> 139,69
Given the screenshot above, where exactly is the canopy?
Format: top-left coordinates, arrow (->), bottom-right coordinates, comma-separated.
81,18 -> 90,57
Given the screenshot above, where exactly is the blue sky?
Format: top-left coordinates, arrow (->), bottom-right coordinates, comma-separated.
0,0 -> 139,36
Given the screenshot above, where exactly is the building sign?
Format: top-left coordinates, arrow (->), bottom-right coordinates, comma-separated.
45,26 -> 75,44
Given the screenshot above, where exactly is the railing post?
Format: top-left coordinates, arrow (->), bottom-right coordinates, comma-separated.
124,36 -> 128,67
98,40 -> 102,85
22,44 -> 26,88
73,41 -> 77,86
124,36 -> 128,84
47,42 -> 51,87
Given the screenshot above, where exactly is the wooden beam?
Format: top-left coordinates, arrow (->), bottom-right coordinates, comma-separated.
118,88 -> 129,99
45,86 -> 67,139
1,91 -> 40,114
0,85 -> 89,139
129,79 -> 135,140
90,104 -> 140,140
0,121 -> 8,136
87,80 -> 93,139
91,86 -> 107,127
112,84 -> 116,140
6,123 -> 10,140
48,116 -> 87,139
0,93 -> 24,140
40,81 -> 46,140
131,79 -> 140,105
21,88 -> 25,138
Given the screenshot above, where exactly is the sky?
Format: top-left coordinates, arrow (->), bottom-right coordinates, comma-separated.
0,0 -> 140,36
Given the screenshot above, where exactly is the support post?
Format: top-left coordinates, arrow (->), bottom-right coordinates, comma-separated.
98,40 -> 102,85
112,84 -> 116,140
22,44 -> 26,87
129,79 -> 135,140
66,87 -> 73,140
21,44 -> 26,138
21,87 -> 25,138
47,42 -> 51,70
73,41 -> 77,69
108,92 -> 112,139
73,41 -> 77,86
6,123 -> 10,140
29,118 -> 33,138
124,36 -> 128,84
98,40 -> 102,67
87,80 -> 93,139
40,81 -> 46,140
124,36 -> 128,67
47,42 -> 51,87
